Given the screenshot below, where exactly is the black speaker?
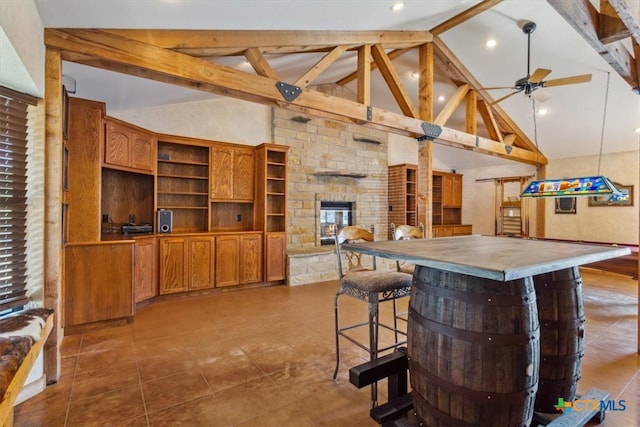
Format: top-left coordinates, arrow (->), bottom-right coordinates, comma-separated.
157,210 -> 173,233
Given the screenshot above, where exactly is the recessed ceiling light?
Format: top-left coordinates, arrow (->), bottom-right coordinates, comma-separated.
485,39 -> 497,48
410,71 -> 420,79
391,2 -> 405,12
537,108 -> 548,115
438,95 -> 445,102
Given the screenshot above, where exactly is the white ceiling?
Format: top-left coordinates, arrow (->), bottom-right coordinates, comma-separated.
34,0 -> 640,170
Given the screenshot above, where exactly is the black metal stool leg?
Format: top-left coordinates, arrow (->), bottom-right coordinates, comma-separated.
333,291 -> 341,380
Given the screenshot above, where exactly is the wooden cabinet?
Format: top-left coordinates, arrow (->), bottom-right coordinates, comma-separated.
159,237 -> 188,294
211,144 -> 255,201
388,164 -> 417,239
189,236 -> 215,290
66,98 -> 105,243
157,140 -> 209,233
265,232 -> 286,281
240,233 -> 263,284
255,144 -> 288,282
134,237 -> 158,303
64,242 -> 134,328
432,171 -> 463,225
104,118 -> 156,174
433,224 -> 473,238
159,235 -> 215,294
216,233 -> 263,287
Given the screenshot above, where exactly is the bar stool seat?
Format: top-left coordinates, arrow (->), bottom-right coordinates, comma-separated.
332,225 -> 412,407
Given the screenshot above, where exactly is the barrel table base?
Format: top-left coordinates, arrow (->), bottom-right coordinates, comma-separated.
532,266 -> 585,413
408,266 -> 540,427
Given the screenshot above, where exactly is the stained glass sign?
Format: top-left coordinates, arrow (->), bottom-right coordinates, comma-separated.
520,176 -> 621,198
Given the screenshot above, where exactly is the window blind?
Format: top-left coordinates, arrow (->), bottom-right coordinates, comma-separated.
0,86 -> 38,313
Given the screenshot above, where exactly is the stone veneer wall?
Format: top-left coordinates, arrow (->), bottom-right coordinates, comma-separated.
271,103 -> 392,285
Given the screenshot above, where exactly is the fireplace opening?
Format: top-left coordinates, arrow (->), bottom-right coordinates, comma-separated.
320,201 -> 354,245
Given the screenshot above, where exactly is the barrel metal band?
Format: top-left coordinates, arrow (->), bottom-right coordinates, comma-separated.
411,362 -> 537,404
540,352 -> 584,365
540,317 -> 585,329
421,283 -> 535,306
539,376 -> 581,387
409,306 -> 539,346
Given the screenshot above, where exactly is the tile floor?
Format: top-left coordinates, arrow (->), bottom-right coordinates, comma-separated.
13,269 -> 640,426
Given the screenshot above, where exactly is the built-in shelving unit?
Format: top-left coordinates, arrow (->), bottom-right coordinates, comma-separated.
266,150 -> 287,233
156,141 -> 209,232
388,164 -> 417,239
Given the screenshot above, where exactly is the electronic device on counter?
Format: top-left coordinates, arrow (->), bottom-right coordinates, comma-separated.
121,224 -> 153,234
157,209 -> 173,233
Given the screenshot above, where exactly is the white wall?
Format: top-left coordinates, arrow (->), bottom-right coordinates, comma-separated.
0,0 -> 44,96
544,151 -> 639,244
112,97 -> 270,146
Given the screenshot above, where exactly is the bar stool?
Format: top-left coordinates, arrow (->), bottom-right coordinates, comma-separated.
332,225 -> 412,407
390,223 -> 425,274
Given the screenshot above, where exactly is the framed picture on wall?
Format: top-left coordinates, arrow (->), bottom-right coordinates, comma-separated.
555,197 -> 577,214
588,184 -> 633,206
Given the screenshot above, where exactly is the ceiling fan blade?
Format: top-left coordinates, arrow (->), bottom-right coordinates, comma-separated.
491,90 -> 521,105
529,68 -> 552,83
543,74 -> 592,87
479,86 -> 517,91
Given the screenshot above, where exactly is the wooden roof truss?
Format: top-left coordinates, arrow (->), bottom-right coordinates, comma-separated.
45,0 -> 550,165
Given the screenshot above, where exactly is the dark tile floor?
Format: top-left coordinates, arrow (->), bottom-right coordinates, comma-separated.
14,269 -> 639,426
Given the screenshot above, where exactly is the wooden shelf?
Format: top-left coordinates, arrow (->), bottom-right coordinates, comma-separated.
157,141 -> 209,231
313,171 -> 367,178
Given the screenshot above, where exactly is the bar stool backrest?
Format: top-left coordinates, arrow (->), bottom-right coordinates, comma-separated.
393,224 -> 424,240
335,225 -> 376,278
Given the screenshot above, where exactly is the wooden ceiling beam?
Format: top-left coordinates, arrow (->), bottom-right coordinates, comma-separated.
100,29 -> 432,55
294,45 -> 349,88
370,44 -> 418,118
336,48 -> 412,86
357,45 -> 371,105
45,28 -> 544,165
434,83 -> 470,126
598,0 -> 631,44
244,47 -> 279,80
430,0 -> 504,35
431,36 -> 546,160
547,0 -> 639,88
477,99 -> 503,143
465,90 -> 478,135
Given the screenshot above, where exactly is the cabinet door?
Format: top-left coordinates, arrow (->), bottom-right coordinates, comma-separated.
211,145 -> 234,199
234,148 -> 255,200
442,174 -> 455,207
240,233 -> 263,284
433,227 -> 453,238
131,131 -> 155,173
189,236 -> 215,290
134,238 -> 158,303
64,243 -> 133,327
216,235 -> 240,286
451,174 -> 463,207
265,232 -> 285,281
159,237 -> 189,294
105,122 -> 132,168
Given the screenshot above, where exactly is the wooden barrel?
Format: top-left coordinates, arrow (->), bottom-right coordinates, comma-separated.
408,267 -> 539,427
532,266 -> 585,413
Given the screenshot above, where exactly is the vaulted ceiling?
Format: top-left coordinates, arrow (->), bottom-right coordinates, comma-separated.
34,0 -> 640,169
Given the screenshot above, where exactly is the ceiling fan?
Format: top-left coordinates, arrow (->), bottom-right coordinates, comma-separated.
484,21 -> 592,104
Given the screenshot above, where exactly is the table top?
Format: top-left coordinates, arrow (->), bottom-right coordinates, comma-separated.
341,235 -> 631,281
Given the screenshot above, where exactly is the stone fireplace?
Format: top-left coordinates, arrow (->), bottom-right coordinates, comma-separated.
271,90 -> 392,285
